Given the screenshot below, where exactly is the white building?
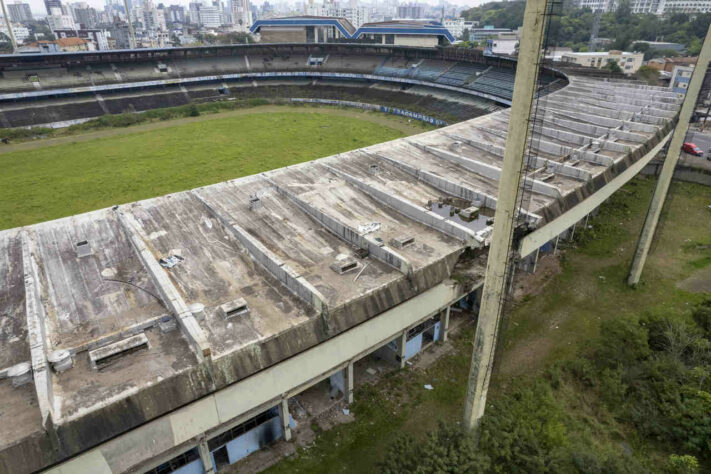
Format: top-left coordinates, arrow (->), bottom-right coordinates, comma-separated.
231,0 -> 252,29
560,50 -> 644,74
47,7 -> 78,31
574,0 -> 711,14
0,23 -> 30,43
487,35 -> 517,55
305,3 -> 369,28
443,18 -> 477,40
670,64 -> 693,94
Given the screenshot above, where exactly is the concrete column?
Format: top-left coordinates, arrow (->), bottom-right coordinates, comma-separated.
628,24 -> 711,287
441,307 -> 451,343
531,247 -> 540,273
553,235 -> 560,255
463,0 -> 549,432
278,398 -> 292,442
346,361 -> 354,404
123,0 -> 137,49
398,330 -> 407,369
198,437 -> 215,474
0,0 -> 16,53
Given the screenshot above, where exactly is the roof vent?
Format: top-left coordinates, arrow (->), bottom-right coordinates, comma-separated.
158,315 -> 177,333
450,141 -> 463,153
459,206 -> 480,220
76,240 -> 92,258
220,298 -> 249,320
249,194 -> 262,210
389,235 -> 415,249
189,302 -> 206,321
330,258 -> 359,274
7,362 -> 32,387
89,334 -> 150,370
369,164 -> 380,175
48,349 -> 73,373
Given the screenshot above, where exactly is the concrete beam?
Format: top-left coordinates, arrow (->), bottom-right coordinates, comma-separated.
558,89 -> 680,111
566,84 -> 682,104
451,132 -> 595,180
519,131 -> 672,257
322,163 -> 485,247
192,190 -> 330,318
262,175 -> 415,277
628,24 -> 711,287
556,91 -> 678,117
541,115 -> 648,144
570,78 -> 683,96
544,108 -> 659,134
20,231 -> 54,429
534,124 -> 631,154
116,209 -> 211,360
45,281 -> 462,474
369,151 -> 543,227
544,96 -> 669,125
463,0 -> 548,432
409,141 -> 562,199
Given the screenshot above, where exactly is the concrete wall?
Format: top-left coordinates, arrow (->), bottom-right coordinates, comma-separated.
259,27 -> 307,43
394,35 -> 439,47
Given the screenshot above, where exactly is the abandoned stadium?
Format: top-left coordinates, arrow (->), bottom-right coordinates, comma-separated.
0,43 -> 682,473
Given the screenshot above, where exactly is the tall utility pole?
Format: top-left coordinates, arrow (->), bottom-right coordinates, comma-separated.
627,24 -> 711,287
0,0 -> 17,53
463,0 -> 549,432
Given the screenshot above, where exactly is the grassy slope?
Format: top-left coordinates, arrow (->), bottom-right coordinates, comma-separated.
0,111 -> 411,230
264,177 -> 711,473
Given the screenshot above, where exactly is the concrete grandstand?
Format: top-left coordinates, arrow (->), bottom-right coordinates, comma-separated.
0,44 -> 683,473
0,44 -> 561,128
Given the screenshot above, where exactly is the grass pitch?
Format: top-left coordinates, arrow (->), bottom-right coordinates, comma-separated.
0,109 -> 416,230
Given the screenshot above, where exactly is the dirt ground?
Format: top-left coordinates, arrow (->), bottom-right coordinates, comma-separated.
677,265 -> 711,293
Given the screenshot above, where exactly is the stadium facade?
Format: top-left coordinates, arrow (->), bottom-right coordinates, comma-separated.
0,44 -> 682,473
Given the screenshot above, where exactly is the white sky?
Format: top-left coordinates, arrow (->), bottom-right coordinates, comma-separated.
22,0 -> 488,18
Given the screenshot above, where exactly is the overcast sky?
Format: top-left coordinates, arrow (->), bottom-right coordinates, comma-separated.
22,0 -> 488,18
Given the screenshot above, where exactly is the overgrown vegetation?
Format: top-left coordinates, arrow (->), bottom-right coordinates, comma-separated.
461,1 -> 710,53
264,178 -> 711,474
383,300 -> 711,472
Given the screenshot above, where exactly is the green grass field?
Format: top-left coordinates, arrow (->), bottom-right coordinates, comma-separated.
0,110 -> 414,230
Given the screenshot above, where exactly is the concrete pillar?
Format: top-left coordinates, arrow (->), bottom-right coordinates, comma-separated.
553,235 -> 560,255
198,437 -> 215,474
531,247 -> 540,273
398,330 -> 407,369
628,24 -> 711,287
0,0 -> 16,53
346,361 -> 354,404
441,307 -> 451,343
278,398 -> 292,441
462,0 -> 549,433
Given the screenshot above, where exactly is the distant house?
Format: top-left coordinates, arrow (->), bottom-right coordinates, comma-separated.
669,65 -> 694,94
27,37 -> 93,52
646,56 -> 697,73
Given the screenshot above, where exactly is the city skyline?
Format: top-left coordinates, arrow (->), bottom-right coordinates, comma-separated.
15,0 -> 486,18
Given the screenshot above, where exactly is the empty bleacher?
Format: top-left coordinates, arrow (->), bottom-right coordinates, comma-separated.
436,62 -> 488,87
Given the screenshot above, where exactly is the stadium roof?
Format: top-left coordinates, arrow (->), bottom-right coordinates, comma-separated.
353,20 -> 455,42
249,17 -> 455,43
250,16 -> 357,36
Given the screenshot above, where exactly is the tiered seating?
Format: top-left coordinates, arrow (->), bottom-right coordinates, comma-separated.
374,57 -> 411,78
410,60 -> 449,82
436,63 -> 488,86
465,69 -> 516,100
